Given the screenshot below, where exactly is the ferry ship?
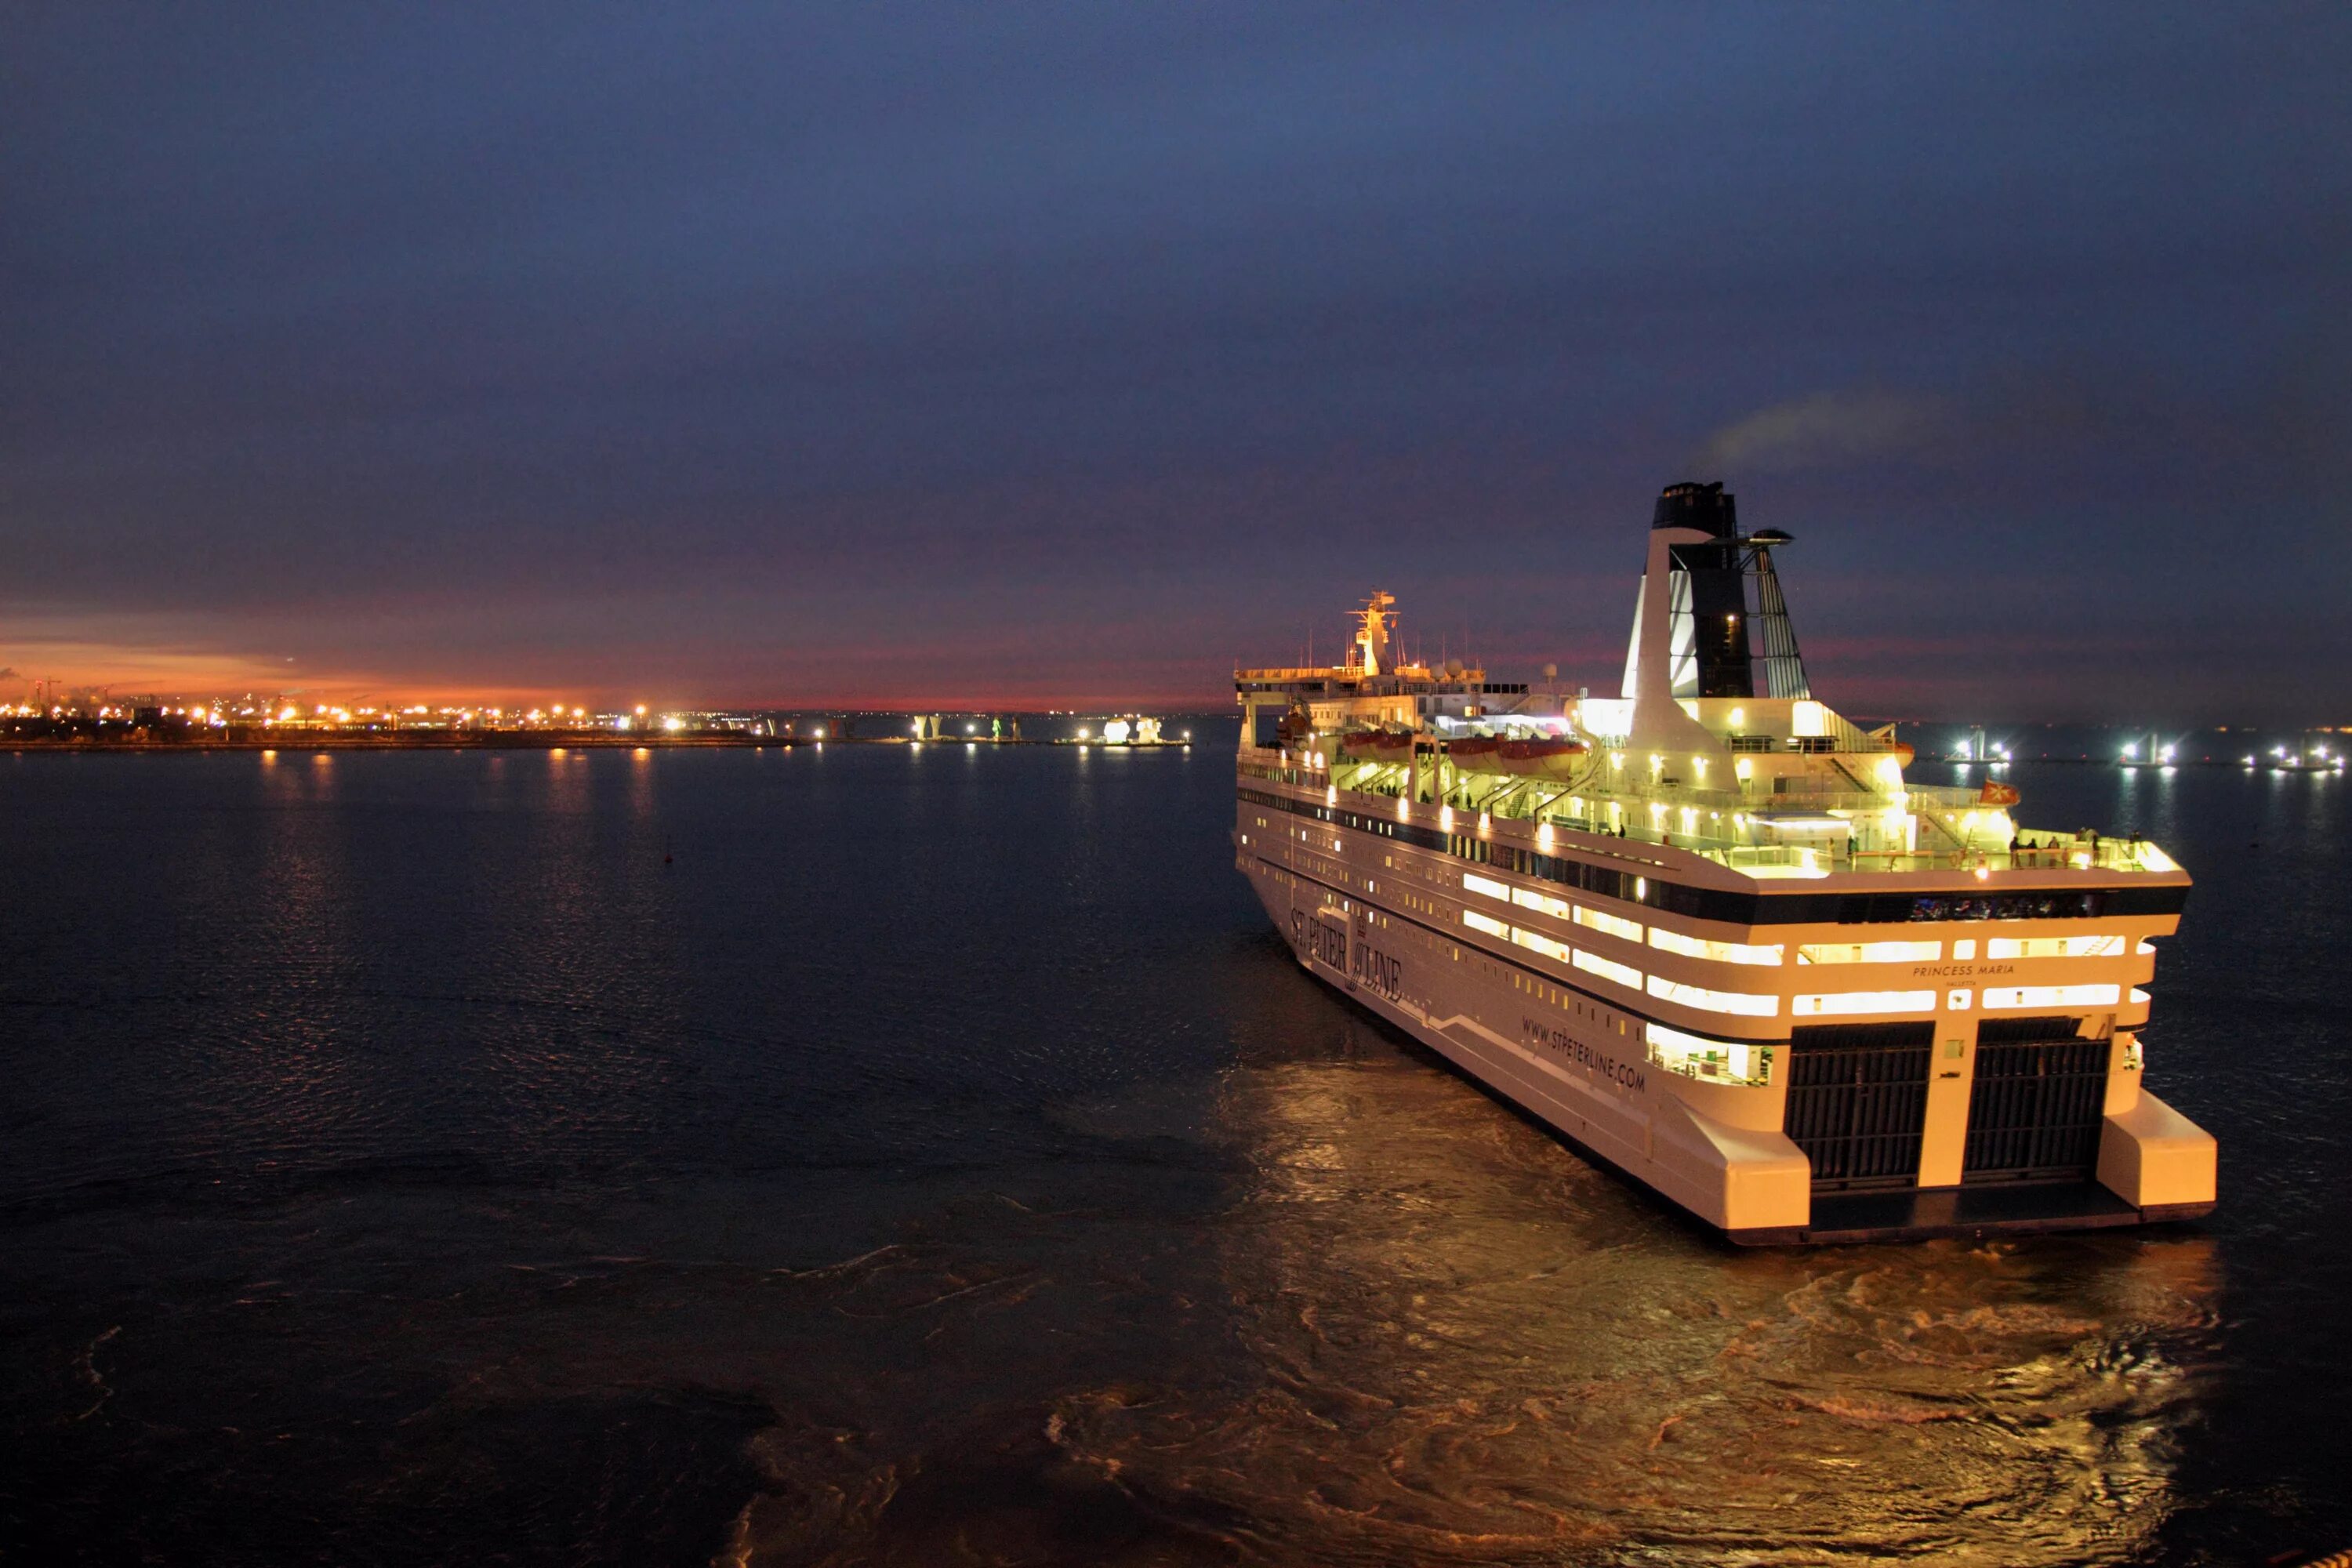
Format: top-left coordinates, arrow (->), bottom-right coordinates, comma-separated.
1233,481 -> 2216,1243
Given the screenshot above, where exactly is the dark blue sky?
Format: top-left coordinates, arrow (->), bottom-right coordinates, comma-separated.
5,5 -> 2347,718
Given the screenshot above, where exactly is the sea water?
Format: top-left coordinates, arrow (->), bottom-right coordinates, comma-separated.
2,734 -> 2346,1564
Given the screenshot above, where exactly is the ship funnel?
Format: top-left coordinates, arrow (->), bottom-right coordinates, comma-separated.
1624,481 -> 1810,705
1653,480 -> 1738,536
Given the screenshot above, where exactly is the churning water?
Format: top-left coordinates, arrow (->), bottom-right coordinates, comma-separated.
2,734 -> 2347,1564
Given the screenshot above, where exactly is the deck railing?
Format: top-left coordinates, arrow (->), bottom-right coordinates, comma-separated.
1237,753 -> 2171,877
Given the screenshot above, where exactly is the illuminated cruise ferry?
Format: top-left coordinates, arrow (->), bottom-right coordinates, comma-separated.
1233,481 -> 2216,1243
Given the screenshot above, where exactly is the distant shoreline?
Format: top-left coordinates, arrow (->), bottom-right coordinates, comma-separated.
1,733 -> 1192,754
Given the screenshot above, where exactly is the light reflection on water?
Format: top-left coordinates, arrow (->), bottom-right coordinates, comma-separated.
1051,1047 -> 2217,1566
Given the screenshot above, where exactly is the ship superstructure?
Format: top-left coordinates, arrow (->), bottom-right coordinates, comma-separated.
1233,481 -> 2216,1243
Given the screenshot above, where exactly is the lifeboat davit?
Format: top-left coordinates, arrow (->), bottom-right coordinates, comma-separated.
1979,779 -> 2021,808
1498,736 -> 1588,779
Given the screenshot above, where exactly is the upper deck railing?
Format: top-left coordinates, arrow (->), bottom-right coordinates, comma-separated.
1236,749 -> 2175,877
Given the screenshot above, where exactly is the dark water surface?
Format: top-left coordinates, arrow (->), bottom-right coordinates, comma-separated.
2,736 -> 2347,1565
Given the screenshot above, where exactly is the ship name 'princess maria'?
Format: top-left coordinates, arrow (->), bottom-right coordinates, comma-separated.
1233,481 -> 2216,1243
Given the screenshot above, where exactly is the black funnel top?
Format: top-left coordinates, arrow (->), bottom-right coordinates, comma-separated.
1653,480 -> 1737,536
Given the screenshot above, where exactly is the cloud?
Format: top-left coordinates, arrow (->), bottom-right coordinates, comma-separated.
1696,390 -> 1949,474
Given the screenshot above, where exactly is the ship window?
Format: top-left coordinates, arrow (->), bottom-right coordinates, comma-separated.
1792,990 -> 1937,1015
1573,906 -> 1643,944
1646,1023 -> 1772,1087
1465,910 -> 1509,939
1649,929 -> 1784,966
1797,940 -> 1940,965
1983,984 -> 2122,1009
1509,927 -> 1572,964
1512,887 -> 1575,921
1646,977 -> 1780,1016
1986,935 -> 2125,960
1462,873 -> 1512,902
1572,950 -> 1643,990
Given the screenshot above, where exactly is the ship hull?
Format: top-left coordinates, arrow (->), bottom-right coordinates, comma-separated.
1236,784 -> 2214,1245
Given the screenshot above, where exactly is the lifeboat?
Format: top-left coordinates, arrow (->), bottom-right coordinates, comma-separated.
1498,736 -> 1588,779
1979,779 -> 2021,807
1337,729 -> 1415,767
1445,735 -> 1507,774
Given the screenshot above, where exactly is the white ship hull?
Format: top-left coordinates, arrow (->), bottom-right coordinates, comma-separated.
1232,769 -> 2215,1245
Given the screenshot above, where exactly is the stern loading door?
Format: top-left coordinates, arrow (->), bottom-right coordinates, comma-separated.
1962,1017 -> 2111,1184
1783,1022 -> 1935,1189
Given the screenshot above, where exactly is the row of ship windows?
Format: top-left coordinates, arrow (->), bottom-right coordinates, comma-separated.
1296,877 -> 2066,1090
1310,882 -> 1765,1087
1457,872 -> 2135,964
1458,906 -> 2133,1018
1261,834 -> 2147,1023
1287,875 -> 2123,1087
1510,955 -> 1769,1084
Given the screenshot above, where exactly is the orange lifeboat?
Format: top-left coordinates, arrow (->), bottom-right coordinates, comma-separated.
1979,780 -> 2021,807
1446,735 -> 1507,773
1498,735 -> 1588,780
1337,729 -> 1415,767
